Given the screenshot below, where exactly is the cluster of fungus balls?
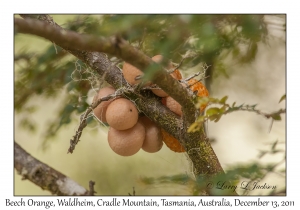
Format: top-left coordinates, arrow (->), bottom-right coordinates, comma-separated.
93,55 -> 209,156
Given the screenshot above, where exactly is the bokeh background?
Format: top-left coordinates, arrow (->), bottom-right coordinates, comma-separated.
14,14 -> 286,195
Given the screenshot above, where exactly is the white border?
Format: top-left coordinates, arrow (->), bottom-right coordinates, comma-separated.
3,1 -> 298,209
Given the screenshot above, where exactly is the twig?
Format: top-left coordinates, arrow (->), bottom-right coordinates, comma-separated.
68,93 -> 122,154
88,181 -> 96,196
210,102 -> 286,121
184,64 -> 210,82
128,187 -> 135,196
167,56 -> 187,74
185,72 -> 206,83
235,107 -> 285,120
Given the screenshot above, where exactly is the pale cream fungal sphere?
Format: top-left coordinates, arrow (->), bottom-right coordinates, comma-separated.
150,55 -> 182,97
165,96 -> 182,116
122,62 -> 144,85
150,87 -> 169,97
106,98 -> 139,130
151,55 -> 169,97
151,55 -> 173,69
108,122 -> 145,156
139,116 -> 163,153
93,86 -> 116,123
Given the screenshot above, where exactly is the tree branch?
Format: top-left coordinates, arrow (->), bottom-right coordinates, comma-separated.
14,17 -> 196,122
14,142 -> 91,195
16,15 -> 227,192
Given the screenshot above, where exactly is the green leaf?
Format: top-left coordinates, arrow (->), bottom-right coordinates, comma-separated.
196,97 -> 210,108
209,98 -> 220,103
279,94 -> 286,103
271,114 -> 281,121
139,177 -> 155,185
257,150 -> 267,159
214,115 -> 222,122
237,103 -> 244,109
220,105 -> 227,113
208,115 -> 219,121
271,140 -> 278,150
220,95 -> 228,104
250,104 -> 257,110
206,107 -> 221,116
196,115 -> 206,123
188,122 -> 199,133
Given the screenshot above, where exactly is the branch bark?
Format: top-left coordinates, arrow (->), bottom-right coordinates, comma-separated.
15,15 -> 231,195
14,142 -> 91,195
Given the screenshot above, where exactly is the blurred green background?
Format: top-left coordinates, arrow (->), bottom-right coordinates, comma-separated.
14,14 -> 286,195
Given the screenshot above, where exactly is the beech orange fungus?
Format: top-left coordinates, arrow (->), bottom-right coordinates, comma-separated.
161,129 -> 185,153
187,78 -> 209,112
